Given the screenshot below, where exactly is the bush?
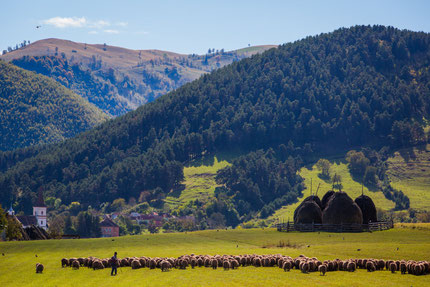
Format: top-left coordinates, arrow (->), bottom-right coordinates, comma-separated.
316,159 -> 331,179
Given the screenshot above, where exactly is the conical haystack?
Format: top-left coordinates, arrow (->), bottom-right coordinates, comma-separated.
294,195 -> 322,221
322,192 -> 363,225
321,190 -> 335,210
294,201 -> 322,224
354,195 -> 377,223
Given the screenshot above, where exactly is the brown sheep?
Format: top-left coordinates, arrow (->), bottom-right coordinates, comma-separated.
87,258 -> 94,268
69,258 -> 77,266
240,257 -> 247,267
211,259 -> 218,270
149,259 -> 156,269
231,260 -> 239,269
120,258 -> 129,267
180,259 -> 189,270
72,260 -> 80,270
308,261 -> 315,272
400,262 -> 407,274
347,262 -> 356,272
366,261 -> 376,272
377,259 -> 385,270
61,258 -> 68,268
36,263 -> 44,273
92,260 -> 105,270
223,260 -> 231,270
161,260 -> 171,272
389,262 -> 397,273
342,261 -> 349,271
139,258 -> 146,268
283,261 -> 292,272
77,257 -> 85,266
131,260 -> 141,269
327,261 -> 334,271
301,262 -> 309,273
318,264 -> 327,276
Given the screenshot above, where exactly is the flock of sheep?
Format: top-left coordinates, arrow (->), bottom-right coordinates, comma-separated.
55,254 -> 429,276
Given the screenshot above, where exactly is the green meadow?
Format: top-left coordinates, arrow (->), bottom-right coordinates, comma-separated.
0,226 -> 429,287
387,144 -> 430,211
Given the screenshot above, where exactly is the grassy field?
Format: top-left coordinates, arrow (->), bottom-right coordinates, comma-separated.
266,161 -> 395,225
164,156 -> 231,208
0,226 -> 429,287
387,144 -> 430,211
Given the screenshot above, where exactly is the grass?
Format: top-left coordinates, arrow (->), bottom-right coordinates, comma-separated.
164,156 -> 231,208
0,226 -> 429,286
266,161 -> 395,224
386,144 -> 430,211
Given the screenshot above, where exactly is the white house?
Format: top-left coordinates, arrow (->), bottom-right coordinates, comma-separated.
14,190 -> 48,230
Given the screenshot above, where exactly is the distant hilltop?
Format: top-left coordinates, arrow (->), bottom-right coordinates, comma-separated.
1,39 -> 276,116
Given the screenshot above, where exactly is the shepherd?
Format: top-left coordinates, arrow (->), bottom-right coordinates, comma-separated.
111,252 -> 118,276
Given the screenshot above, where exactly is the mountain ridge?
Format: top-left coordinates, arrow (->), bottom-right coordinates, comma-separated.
1,39 -> 276,116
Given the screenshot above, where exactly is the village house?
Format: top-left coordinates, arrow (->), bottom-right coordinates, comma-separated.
8,191 -> 48,230
100,216 -> 119,237
129,211 -> 170,227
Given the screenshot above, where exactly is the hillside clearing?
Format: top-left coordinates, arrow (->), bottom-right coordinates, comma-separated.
387,144 -> 430,211
265,161 -> 395,225
165,156 -> 231,208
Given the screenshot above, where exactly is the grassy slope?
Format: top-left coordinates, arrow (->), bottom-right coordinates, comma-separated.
0,226 -> 429,287
386,144 -> 430,211
266,162 -> 395,225
165,156 -> 231,208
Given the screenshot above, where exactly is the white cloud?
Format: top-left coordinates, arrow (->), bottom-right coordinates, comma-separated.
104,29 -> 119,34
43,17 -> 87,28
42,17 -> 129,34
134,31 -> 149,35
89,20 -> 110,29
116,22 -> 128,27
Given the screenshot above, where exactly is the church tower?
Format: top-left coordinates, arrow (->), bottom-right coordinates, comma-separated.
33,190 -> 47,229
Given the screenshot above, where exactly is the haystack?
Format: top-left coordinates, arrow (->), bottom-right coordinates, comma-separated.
294,195 -> 322,222
322,192 -> 363,225
294,201 -> 322,224
321,190 -> 335,210
304,195 -> 322,209
354,195 -> 377,223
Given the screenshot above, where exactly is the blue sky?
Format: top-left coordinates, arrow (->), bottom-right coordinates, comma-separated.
2,0 -> 430,55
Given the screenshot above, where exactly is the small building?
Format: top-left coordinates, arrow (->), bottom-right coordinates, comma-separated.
100,216 -> 119,237
12,190 -> 48,230
33,190 -> 47,229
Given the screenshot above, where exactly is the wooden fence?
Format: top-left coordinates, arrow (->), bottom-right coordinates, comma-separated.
276,220 -> 394,233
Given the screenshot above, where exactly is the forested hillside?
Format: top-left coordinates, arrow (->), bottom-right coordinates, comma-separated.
0,26 -> 429,223
0,61 -> 108,151
1,39 -> 275,116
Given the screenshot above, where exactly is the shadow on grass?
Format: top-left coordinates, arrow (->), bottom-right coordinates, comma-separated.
398,147 -> 417,163
186,149 -> 246,168
349,172 -> 380,193
168,184 -> 186,198
317,173 -> 332,184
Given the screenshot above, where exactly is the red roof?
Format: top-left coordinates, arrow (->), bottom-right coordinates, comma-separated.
16,215 -> 37,226
100,217 -> 119,228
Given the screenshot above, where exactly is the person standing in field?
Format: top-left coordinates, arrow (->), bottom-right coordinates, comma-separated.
111,252 -> 118,276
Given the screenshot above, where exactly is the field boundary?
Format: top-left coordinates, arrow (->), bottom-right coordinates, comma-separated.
276,220 -> 394,233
